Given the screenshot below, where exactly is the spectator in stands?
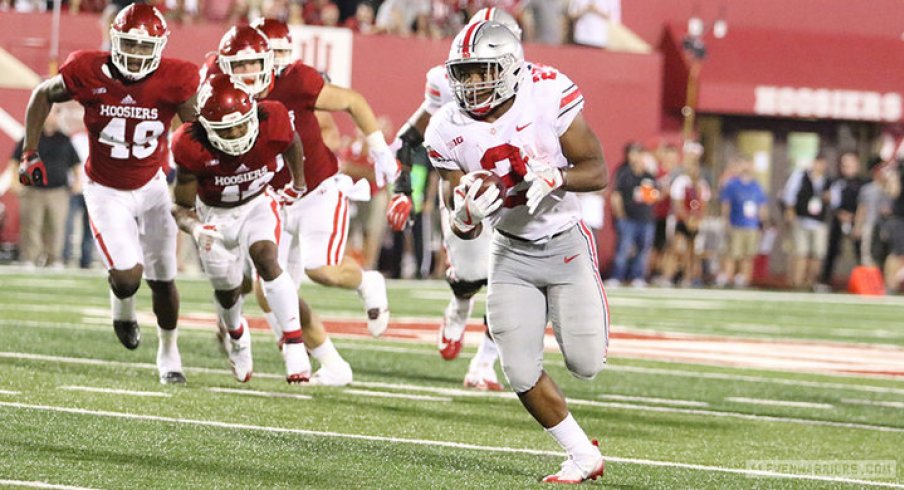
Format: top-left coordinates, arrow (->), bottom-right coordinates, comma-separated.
608,144 -> 658,288
374,0 -> 430,36
10,107 -> 81,268
884,161 -> 904,292
820,152 -> 867,287
649,142 -> 681,285
343,1 -> 376,33
782,155 -> 830,290
855,157 -> 899,267
524,0 -> 563,44
719,154 -> 768,288
568,0 -> 620,48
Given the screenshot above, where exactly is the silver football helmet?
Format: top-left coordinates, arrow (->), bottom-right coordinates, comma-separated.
446,21 -> 524,117
468,7 -> 522,40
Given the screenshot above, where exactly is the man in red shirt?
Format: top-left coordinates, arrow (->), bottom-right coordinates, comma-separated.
171,75 -> 311,384
19,4 -> 197,384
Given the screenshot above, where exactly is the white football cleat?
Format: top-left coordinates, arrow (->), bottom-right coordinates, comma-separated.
308,360 -> 353,387
282,341 -> 312,384
357,270 -> 390,337
220,319 -> 253,383
541,441 -> 604,484
463,367 -> 504,391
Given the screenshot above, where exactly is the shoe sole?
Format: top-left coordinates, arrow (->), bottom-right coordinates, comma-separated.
113,321 -> 140,350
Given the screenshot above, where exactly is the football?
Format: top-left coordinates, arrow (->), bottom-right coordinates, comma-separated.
467,170 -> 506,201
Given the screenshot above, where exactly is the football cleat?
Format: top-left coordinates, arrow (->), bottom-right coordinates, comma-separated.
357,271 -> 390,337
282,341 -> 312,384
159,372 -> 187,385
438,334 -> 463,361
541,440 -> 604,484
307,361 -> 353,387
463,369 -> 504,391
113,320 -> 141,350
219,320 -> 253,383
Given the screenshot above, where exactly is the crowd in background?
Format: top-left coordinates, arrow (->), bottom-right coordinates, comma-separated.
0,0 -> 624,48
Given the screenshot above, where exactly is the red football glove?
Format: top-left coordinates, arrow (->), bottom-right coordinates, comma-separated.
278,183 -> 307,206
19,150 -> 48,187
386,194 -> 413,231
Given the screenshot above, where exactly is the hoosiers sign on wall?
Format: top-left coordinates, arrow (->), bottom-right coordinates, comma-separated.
754,86 -> 903,122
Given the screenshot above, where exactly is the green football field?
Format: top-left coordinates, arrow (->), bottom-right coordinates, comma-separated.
1,268 -> 903,489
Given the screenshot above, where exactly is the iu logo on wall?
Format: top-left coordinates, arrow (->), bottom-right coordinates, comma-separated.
288,25 -> 353,88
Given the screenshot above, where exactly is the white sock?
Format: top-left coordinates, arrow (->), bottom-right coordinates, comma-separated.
546,413 -> 598,462
309,338 -> 345,368
452,295 -> 475,321
216,295 -> 244,332
443,295 -> 474,339
110,290 -> 136,321
473,331 -> 499,368
156,326 -> 182,372
264,311 -> 282,341
262,273 -> 302,334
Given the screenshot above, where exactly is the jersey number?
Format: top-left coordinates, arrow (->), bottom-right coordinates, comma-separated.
100,118 -> 165,160
480,144 -> 528,208
221,171 -> 274,203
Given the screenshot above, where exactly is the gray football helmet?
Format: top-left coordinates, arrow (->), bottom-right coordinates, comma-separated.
468,7 -> 522,40
446,21 -> 524,117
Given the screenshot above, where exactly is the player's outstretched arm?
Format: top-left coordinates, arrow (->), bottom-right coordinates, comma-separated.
559,113 -> 607,192
23,75 -> 72,152
283,134 -> 307,191
171,167 -> 202,234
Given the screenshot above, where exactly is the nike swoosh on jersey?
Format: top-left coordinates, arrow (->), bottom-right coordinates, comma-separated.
516,123 -> 532,132
564,254 -> 579,264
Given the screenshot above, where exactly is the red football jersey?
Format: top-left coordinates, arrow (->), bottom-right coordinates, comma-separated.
60,50 -> 199,190
265,61 -> 338,191
171,100 -> 294,207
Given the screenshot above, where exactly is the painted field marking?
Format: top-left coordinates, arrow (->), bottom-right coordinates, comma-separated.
342,389 -> 452,402
842,399 -> 904,409
597,394 -> 710,407
3,352 -> 904,433
725,397 -> 834,410
207,387 -> 312,400
0,389 -> 19,395
59,386 -> 171,398
0,479 -> 100,490
0,401 -> 901,489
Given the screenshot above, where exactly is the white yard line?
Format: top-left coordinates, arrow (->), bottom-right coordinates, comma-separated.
4,352 -> 904,433
59,386 -> 171,398
842,399 -> 904,409
207,387 -> 312,400
0,389 -> 19,395
342,389 -> 452,402
597,394 -> 709,407
0,479 -> 101,490
0,401 -> 900,489
725,397 -> 834,410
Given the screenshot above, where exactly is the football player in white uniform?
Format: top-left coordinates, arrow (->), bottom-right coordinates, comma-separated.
425,22 -> 610,483
387,7 -> 522,391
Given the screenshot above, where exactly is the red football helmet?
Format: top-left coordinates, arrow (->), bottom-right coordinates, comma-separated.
197,74 -> 259,156
217,25 -> 274,97
109,4 -> 169,80
251,18 -> 293,75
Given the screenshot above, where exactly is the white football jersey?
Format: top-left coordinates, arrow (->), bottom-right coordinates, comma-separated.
421,65 -> 452,115
425,63 -> 586,241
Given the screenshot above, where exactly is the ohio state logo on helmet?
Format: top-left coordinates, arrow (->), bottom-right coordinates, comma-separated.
109,4 -> 169,81
251,18 -> 294,75
197,74 -> 260,156
217,25 -> 275,97
446,21 -> 524,117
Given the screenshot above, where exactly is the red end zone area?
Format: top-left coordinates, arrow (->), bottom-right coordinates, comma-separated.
169,312 -> 904,380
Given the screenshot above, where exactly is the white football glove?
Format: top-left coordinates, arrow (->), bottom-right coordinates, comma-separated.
367,132 -> 400,188
191,223 -> 224,252
277,183 -> 307,207
524,162 -> 564,215
451,179 -> 503,232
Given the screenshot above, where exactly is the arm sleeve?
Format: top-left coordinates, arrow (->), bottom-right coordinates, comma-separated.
423,118 -> 459,171
175,61 -> 201,104
553,73 -> 585,136
286,63 -> 326,109
422,67 -> 447,116
263,102 -> 295,153
58,51 -> 88,102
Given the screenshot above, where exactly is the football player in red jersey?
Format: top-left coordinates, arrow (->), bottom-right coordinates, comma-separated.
208,23 -> 398,384
171,75 -> 312,384
19,4 -> 197,384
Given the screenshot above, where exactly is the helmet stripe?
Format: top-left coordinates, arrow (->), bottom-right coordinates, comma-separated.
461,21 -> 482,58
485,8 -> 493,20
